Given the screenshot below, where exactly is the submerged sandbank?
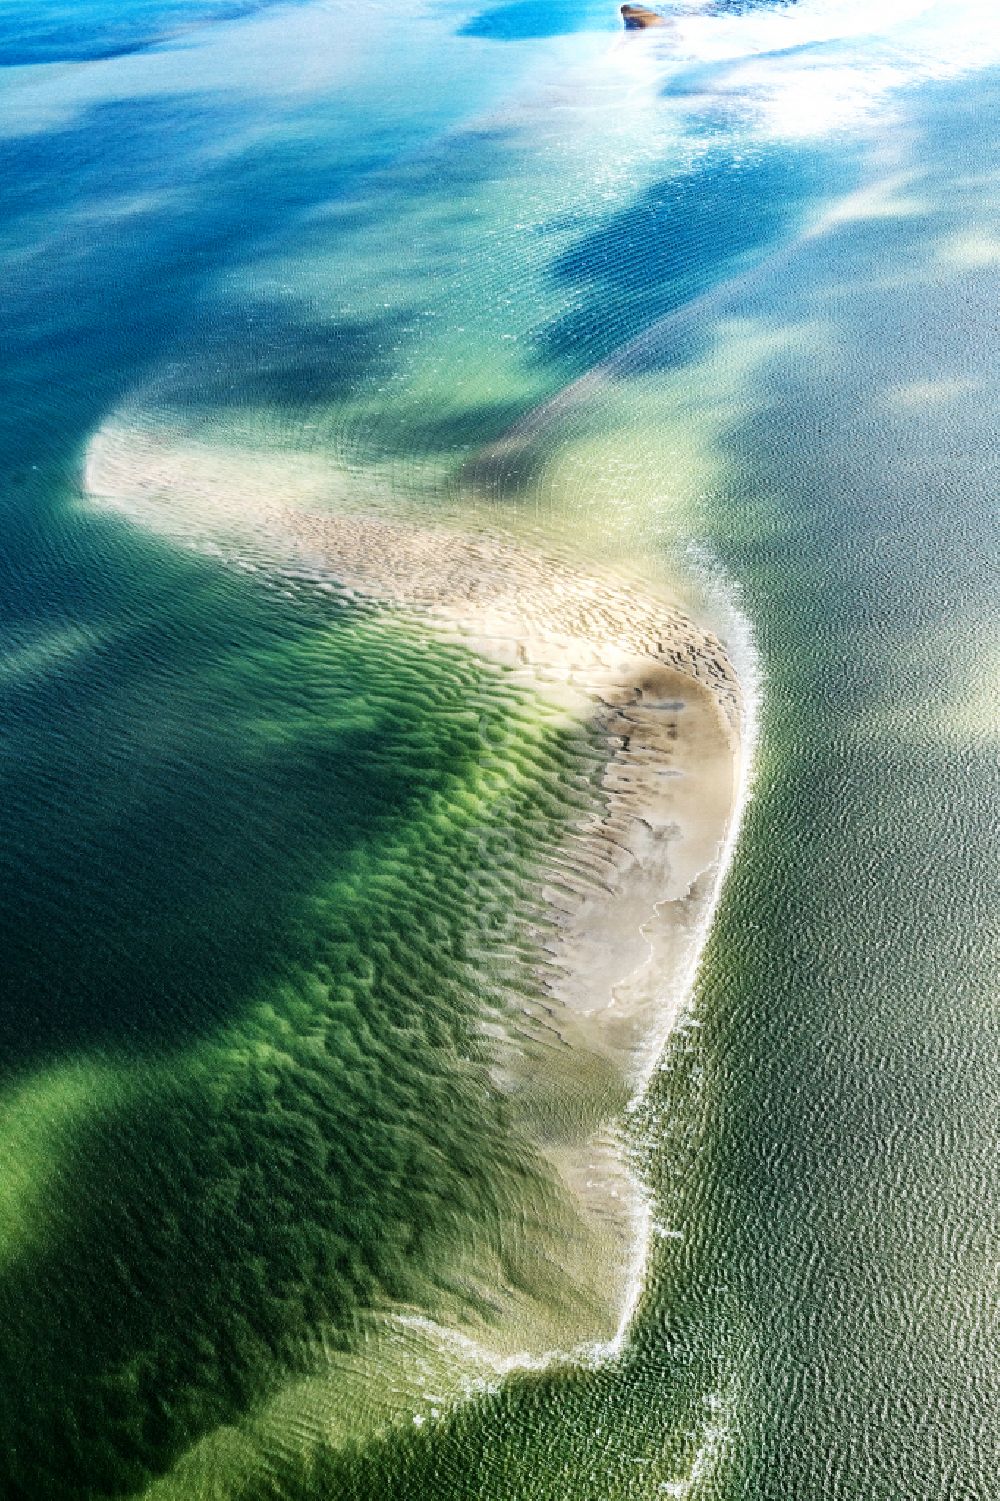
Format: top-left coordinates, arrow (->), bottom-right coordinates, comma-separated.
85,417 -> 746,1379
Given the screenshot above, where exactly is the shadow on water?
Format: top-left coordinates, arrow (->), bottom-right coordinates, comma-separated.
534,143 -> 843,379
0,551 -> 456,1064
459,0 -> 617,41
0,88 -> 418,466
0,92 -> 552,488
0,0 -> 299,68
161,307 -> 419,412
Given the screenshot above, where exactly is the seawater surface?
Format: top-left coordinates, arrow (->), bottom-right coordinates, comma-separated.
1,1 -> 997,1498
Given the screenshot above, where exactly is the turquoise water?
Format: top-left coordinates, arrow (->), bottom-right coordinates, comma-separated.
1,2 -> 997,1497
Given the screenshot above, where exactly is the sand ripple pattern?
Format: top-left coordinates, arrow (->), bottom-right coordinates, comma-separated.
74,389 -> 745,1492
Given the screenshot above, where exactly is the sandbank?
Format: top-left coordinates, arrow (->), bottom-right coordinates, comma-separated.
85,420 -> 745,1358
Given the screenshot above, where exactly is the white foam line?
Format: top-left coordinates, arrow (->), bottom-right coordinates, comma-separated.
605,565 -> 761,1361
387,570 -> 761,1393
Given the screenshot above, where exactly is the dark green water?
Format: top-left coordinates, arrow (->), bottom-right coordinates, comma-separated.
1,2 -> 997,1497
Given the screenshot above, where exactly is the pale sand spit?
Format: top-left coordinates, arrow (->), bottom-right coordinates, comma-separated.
85,420 -> 745,1356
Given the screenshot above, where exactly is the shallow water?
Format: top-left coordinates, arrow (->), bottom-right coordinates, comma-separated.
1,2 -> 997,1497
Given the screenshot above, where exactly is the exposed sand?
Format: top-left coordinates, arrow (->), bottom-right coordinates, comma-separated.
84,421 -> 744,1356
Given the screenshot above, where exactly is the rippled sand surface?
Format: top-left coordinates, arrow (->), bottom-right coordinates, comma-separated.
84,410 -> 743,1352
